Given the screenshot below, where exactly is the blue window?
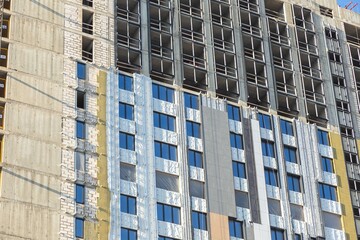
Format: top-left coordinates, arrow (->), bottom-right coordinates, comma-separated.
75,184 -> 85,204
261,140 -> 275,158
265,168 -> 278,186
75,218 -> 84,238
118,74 -> 133,91
155,141 -> 177,161
157,203 -> 180,224
319,183 -> 337,201
192,211 -> 207,230
271,228 -> 284,240
229,219 -> 243,238
120,132 -> 135,150
119,103 -> 134,120
153,83 -> 174,103
228,105 -> 241,121
121,228 -> 137,240
230,133 -> 243,149
186,121 -> 201,138
159,236 -> 175,240
280,119 -> 293,136
283,146 -> 297,163
294,234 -> 302,240
76,120 -> 86,139
258,113 -> 272,130
232,161 -> 246,178
321,157 -> 334,173
77,62 -> 86,80
121,194 -> 136,214
317,129 -> 329,145
154,112 -> 175,131
184,92 -> 198,109
287,174 -> 301,192
188,150 -> 202,168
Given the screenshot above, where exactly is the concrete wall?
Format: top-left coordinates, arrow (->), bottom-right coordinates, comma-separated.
0,0 -> 64,239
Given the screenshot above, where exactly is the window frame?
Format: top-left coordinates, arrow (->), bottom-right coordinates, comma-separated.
155,141 -> 177,161
271,228 -> 285,240
121,194 -> 137,215
283,146 -> 297,163
265,168 -> 279,187
153,83 -> 174,103
317,129 -> 330,146
319,183 -> 337,201
232,161 -> 246,178
186,120 -> 201,138
258,113 -> 272,130
77,62 -> 86,80
230,132 -> 244,149
321,157 -> 334,173
121,227 -> 137,240
227,104 -> 241,121
192,211 -> 207,230
287,174 -> 301,192
157,203 -> 181,224
154,112 -> 176,131
184,92 -> 199,110
75,217 -> 84,238
75,184 -> 85,204
188,149 -> 203,168
280,119 -> 293,136
119,102 -> 134,120
76,120 -> 86,139
119,132 -> 135,151
229,218 -> 243,238
261,140 -> 275,158
118,73 -> 133,91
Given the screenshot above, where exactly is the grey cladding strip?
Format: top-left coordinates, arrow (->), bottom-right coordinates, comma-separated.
243,118 -> 261,224
202,106 -> 236,217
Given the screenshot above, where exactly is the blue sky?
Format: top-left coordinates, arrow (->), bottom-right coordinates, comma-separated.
338,0 -> 360,12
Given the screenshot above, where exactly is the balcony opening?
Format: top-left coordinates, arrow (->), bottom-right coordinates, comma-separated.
82,9 -> 93,35
82,36 -> 93,62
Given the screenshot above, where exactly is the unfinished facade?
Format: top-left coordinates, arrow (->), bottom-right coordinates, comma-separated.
2,0 -> 360,240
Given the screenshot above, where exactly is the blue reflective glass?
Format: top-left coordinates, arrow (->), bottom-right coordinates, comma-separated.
118,74 -> 133,91
153,84 -> 174,103
271,229 -> 284,240
229,219 -> 243,238
232,161 -> 246,178
259,113 -> 272,130
184,93 -> 199,109
157,203 -> 180,224
319,183 -> 337,201
321,157 -> 334,173
186,121 -> 201,138
154,112 -> 175,131
155,141 -> 177,161
75,184 -> 85,204
318,129 -> 329,145
155,142 -> 161,157
76,121 -> 85,139
75,218 -> 84,238
119,132 -> 135,150
265,168 -> 278,186
119,103 -> 134,120
280,119 -> 293,136
192,211 -> 207,230
77,62 -> 86,80
121,228 -> 137,240
262,140 -> 275,157
230,133 -> 243,149
188,150 -> 202,168
287,175 -> 301,192
172,207 -> 180,224
284,146 -> 297,163
161,143 -> 169,159
121,195 -> 136,214
228,105 -> 240,121
169,145 -> 176,161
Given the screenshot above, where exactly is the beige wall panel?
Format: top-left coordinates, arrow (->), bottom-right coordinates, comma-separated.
7,74 -> 62,111
12,0 -> 64,25
3,134 -> 61,175
5,103 -> 61,142
1,168 -> 60,209
0,201 -> 59,240
8,44 -> 63,81
209,212 -> 230,240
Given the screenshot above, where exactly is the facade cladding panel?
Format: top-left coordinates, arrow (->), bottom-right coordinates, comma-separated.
2,0 -> 360,240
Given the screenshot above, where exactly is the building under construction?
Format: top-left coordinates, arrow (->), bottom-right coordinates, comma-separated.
2,0 -> 360,239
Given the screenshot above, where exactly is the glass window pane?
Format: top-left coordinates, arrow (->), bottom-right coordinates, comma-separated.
153,84 -> 158,98
173,207 -> 180,224
169,145 -> 176,161
162,143 -> 169,159
155,142 -> 161,158
159,86 -> 167,101
77,62 -> 86,80
164,205 -> 172,222
75,218 -> 84,238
